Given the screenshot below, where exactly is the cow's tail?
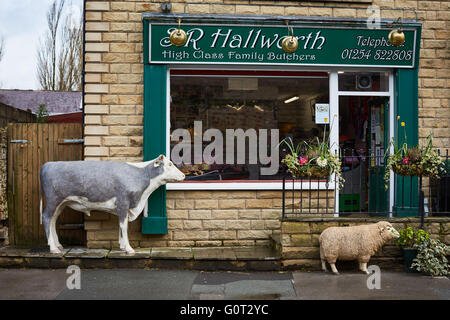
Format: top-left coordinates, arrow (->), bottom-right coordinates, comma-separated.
39,171 -> 44,225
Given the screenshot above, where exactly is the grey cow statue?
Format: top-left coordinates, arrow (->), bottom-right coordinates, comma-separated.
40,155 -> 185,254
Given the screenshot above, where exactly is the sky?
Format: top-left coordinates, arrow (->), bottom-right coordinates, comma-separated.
0,0 -> 83,90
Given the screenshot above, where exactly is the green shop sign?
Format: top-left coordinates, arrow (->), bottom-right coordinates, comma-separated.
148,23 -> 417,68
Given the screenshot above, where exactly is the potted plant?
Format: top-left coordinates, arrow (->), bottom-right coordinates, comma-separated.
279,127 -> 344,188
411,239 -> 449,277
396,227 -> 430,272
384,118 -> 443,189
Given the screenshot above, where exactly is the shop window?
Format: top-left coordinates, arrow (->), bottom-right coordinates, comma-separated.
338,72 -> 389,92
169,70 -> 329,182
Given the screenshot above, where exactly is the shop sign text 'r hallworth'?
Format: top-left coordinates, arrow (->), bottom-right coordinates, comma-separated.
148,24 -> 417,68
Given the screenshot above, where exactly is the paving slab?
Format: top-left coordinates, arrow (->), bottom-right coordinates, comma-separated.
193,247 -> 237,260
293,271 -> 450,300
151,247 -> 193,260
0,246 -> 33,257
0,269 -> 68,299
64,248 -> 110,259
191,280 -> 296,300
27,247 -> 71,258
108,248 -> 151,259
56,269 -> 199,300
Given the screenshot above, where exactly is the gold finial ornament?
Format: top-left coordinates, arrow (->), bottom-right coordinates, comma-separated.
282,24 -> 298,53
169,18 -> 187,47
388,29 -> 405,47
388,17 -> 405,47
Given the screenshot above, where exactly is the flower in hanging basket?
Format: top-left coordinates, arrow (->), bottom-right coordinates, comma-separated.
384,118 -> 443,189
317,156 -> 328,167
278,127 -> 344,188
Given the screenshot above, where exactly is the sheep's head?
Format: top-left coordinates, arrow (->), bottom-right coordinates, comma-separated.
377,221 -> 400,241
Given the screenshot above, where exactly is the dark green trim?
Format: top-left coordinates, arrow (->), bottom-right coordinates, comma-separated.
142,63 -> 168,234
393,68 -> 419,217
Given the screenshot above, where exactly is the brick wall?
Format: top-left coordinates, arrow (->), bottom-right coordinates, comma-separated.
84,0 -> 449,248
281,217 -> 450,270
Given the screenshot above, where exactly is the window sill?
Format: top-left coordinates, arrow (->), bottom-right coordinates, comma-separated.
166,180 -> 334,190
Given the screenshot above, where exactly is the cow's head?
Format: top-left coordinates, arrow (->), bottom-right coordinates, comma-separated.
153,154 -> 185,183
377,221 -> 400,241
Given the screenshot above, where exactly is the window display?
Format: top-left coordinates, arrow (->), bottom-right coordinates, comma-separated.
169,70 -> 329,181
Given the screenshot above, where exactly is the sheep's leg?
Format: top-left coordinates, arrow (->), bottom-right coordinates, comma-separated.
320,246 -> 327,271
330,263 -> 339,274
359,262 -> 369,274
321,259 -> 327,272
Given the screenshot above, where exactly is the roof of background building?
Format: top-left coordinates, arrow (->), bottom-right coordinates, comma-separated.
0,90 -> 82,115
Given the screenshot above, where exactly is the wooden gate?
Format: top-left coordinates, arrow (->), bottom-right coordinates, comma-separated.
7,123 -> 85,246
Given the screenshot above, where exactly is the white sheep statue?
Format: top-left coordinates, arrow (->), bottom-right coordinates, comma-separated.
319,221 -> 400,274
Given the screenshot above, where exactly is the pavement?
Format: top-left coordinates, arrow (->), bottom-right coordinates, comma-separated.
0,268 -> 448,300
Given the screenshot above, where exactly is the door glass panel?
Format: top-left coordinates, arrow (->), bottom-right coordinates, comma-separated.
339,96 -> 389,216
338,72 -> 389,92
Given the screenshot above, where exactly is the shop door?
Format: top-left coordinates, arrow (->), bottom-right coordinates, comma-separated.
338,96 -> 389,216
367,97 -> 389,215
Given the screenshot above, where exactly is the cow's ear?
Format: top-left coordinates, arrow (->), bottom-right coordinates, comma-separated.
154,160 -> 161,167
159,155 -> 165,160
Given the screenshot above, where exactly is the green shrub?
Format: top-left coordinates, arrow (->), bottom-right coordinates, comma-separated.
411,239 -> 449,277
396,227 -> 429,248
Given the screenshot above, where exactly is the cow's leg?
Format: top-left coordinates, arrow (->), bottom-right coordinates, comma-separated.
118,214 -> 134,254
42,208 -> 55,251
119,226 -> 125,250
42,203 -> 61,254
49,204 -> 65,253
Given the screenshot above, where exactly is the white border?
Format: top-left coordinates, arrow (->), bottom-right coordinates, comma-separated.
166,67 -> 393,192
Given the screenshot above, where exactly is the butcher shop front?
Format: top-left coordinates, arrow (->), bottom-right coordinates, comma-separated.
140,13 -> 422,236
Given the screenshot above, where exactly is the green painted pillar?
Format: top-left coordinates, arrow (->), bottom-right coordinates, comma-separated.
393,68 -> 419,217
141,63 -> 168,234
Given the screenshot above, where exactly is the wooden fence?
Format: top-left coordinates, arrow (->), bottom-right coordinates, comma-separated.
7,123 -> 85,246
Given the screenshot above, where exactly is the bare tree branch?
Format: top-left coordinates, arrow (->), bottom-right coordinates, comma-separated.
0,34 -> 5,63
36,0 -> 82,92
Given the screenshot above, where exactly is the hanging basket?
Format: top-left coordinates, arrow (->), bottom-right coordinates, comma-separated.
391,162 -> 424,177
289,165 -> 331,179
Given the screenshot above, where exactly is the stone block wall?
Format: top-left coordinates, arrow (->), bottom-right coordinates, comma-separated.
86,190 -> 279,248
85,189 -> 333,249
281,217 -> 450,270
83,0 -> 449,247
0,128 -> 7,221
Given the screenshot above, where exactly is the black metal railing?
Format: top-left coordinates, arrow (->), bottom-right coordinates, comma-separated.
282,149 -> 450,221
